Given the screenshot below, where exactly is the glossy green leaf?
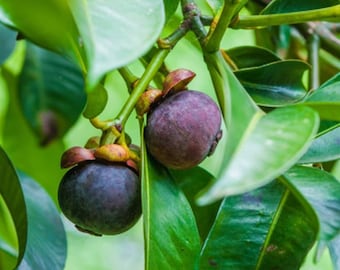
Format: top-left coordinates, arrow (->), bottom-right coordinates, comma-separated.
226,46 -> 281,69
17,172 -> 67,270
283,166 -> 340,242
0,238 -> 16,270
2,67 -> 65,203
204,52 -> 261,174
0,146 -> 27,269
299,124 -> 340,163
198,105 -> 319,205
69,0 -> 165,89
19,42 -> 86,143
0,23 -> 16,65
170,167 -> 221,241
303,73 -> 340,121
200,180 -> 318,269
163,0 -> 180,22
141,124 -> 200,270
0,0 -> 82,62
0,192 -> 18,254
82,83 -> 108,119
328,234 -> 340,270
262,0 -> 340,14
234,60 -> 309,106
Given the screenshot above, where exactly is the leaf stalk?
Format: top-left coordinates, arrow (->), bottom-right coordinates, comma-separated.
231,5 -> 340,29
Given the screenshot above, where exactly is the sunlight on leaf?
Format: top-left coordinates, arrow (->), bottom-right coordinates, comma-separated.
69,0 -> 165,89
0,0 -> 82,64
197,106 -> 319,205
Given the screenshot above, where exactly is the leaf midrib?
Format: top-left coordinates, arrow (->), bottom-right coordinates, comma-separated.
255,188 -> 290,270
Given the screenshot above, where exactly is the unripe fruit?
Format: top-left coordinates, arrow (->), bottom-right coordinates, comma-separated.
145,90 -> 222,169
58,161 -> 141,236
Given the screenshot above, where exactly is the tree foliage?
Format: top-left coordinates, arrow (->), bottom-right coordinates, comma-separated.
0,0 -> 339,269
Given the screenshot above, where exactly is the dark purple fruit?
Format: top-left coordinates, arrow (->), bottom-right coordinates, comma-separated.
145,90 -> 222,169
58,161 -> 141,236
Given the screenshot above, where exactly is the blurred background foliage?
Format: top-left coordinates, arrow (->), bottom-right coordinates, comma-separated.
0,1 -> 339,269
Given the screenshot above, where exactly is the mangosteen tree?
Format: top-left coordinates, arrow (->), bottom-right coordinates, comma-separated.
0,0 -> 340,270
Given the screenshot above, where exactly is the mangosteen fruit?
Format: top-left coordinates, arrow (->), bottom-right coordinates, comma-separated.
58,161 -> 141,236
145,90 -> 222,169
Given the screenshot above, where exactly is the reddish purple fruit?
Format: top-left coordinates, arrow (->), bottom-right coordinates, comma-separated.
58,161 -> 141,236
145,90 -> 222,169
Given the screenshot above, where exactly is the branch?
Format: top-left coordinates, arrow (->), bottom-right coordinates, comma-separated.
204,0 -> 248,52
231,5 -> 340,29
296,22 -> 340,61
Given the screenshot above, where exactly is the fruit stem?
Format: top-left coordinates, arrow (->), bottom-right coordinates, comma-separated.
90,117 -> 111,130
231,5 -> 340,29
204,0 -> 248,53
115,23 -> 191,128
118,67 -> 138,93
99,125 -> 121,146
115,49 -> 170,128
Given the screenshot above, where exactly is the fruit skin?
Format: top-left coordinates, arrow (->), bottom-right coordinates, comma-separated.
58,161 -> 141,235
145,90 -> 222,169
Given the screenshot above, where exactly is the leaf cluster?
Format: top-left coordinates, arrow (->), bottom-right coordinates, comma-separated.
0,0 -> 339,269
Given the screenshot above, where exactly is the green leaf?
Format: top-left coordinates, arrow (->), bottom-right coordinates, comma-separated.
170,167 -> 221,241
328,234 -> 340,270
234,60 -> 309,106
0,0 -> 82,63
226,45 -> 281,69
299,124 -> 340,163
141,123 -> 200,270
262,0 -> 340,14
69,0 -> 165,89
197,105 -> 319,205
0,146 -> 27,269
19,42 -> 86,144
0,23 -> 16,65
17,172 -> 67,270
204,52 -> 261,172
302,73 -> 340,121
2,67 -> 65,203
82,83 -> 108,119
200,180 -> 318,269
0,238 -> 16,270
163,0 -> 180,22
283,166 -> 340,242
